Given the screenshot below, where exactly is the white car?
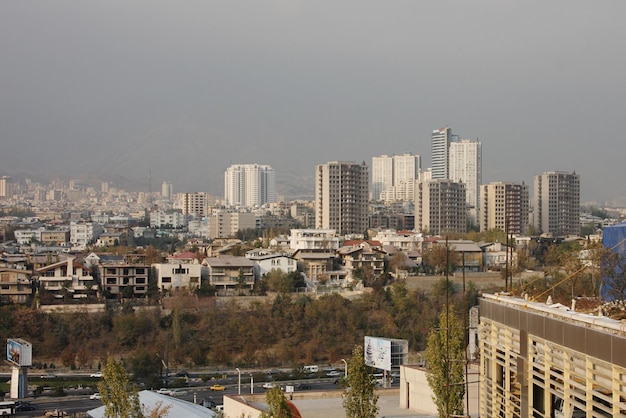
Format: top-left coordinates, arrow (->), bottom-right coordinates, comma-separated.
90,392 -> 101,400
171,389 -> 188,397
90,372 -> 103,378
156,388 -> 174,396
262,382 -> 278,389
326,370 -> 342,377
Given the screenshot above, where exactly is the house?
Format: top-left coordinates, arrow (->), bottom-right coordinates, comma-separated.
36,256 -> 97,300
98,262 -> 149,299
152,252 -> 203,293
370,229 -> 423,252
289,229 -> 342,251
291,250 -> 336,283
336,240 -> 386,280
0,268 -> 34,304
202,255 -> 255,294
479,241 -> 517,271
245,249 -> 297,280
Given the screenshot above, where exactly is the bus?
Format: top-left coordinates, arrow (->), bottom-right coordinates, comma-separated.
0,401 -> 16,416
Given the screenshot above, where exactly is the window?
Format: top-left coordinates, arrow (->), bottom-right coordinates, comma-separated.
162,277 -> 171,283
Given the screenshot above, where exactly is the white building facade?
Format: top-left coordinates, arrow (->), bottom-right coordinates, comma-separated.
449,139 -> 482,219
431,127 -> 452,180
371,153 -> 421,202
224,164 -> 276,208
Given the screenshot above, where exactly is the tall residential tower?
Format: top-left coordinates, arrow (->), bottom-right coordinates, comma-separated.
371,153 -> 421,202
449,139 -> 482,218
431,127 -> 453,180
480,182 -> 529,235
533,171 -> 580,236
315,161 -> 369,235
224,164 -> 276,208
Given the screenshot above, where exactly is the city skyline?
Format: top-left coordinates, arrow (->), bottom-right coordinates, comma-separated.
2,2 -> 626,204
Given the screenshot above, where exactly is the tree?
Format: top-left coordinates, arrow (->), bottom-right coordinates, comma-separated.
425,307 -> 466,418
423,244 -> 460,275
262,386 -> 292,418
98,356 -> 142,418
342,344 -> 379,418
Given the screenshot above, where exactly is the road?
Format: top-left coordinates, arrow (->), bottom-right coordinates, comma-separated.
8,376 -> 371,416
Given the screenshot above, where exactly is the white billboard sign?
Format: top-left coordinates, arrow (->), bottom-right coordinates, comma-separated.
364,336 -> 392,371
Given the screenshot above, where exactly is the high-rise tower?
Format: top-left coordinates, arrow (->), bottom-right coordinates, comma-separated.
224,164 -> 276,208
449,139 -> 482,217
315,161 -> 369,235
533,171 -> 580,236
480,182 -> 529,234
371,153 -> 421,201
431,127 -> 452,180
414,179 -> 467,235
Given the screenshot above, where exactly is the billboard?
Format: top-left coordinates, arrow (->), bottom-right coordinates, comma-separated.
364,336 -> 392,371
364,336 -> 409,372
6,339 -> 32,367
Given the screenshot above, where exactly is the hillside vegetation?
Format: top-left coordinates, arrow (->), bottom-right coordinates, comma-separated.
0,281 -> 476,372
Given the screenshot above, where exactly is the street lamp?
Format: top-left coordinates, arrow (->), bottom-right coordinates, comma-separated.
341,358 -> 348,378
236,368 -> 241,394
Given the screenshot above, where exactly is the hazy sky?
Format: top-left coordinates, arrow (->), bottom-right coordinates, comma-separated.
2,1 -> 625,204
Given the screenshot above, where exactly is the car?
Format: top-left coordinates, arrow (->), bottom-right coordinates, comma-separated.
15,403 -> 36,412
326,370 -> 342,377
295,383 -> 311,390
45,409 -> 68,417
90,392 -> 101,400
209,384 -> 226,391
262,382 -> 278,389
156,388 -> 174,396
171,389 -> 188,397
175,371 -> 189,377
40,374 -> 57,379
90,371 -> 103,378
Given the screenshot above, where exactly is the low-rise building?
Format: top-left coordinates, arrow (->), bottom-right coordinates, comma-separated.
152,252 -> 202,293
0,268 -> 34,304
245,249 -> 297,279
202,255 -> 254,294
98,262 -> 149,299
479,293 -> 626,417
336,240 -> 386,280
37,256 -> 97,300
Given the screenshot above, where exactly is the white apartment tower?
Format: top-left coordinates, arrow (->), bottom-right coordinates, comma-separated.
414,179 -> 467,235
480,182 -> 529,235
533,171 -> 580,236
224,164 -> 276,208
161,181 -> 173,201
315,161 -> 369,235
431,127 -> 453,180
371,153 -> 421,201
449,139 -> 482,215
0,176 -> 12,199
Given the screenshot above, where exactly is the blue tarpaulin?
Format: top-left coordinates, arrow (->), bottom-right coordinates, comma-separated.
602,223 -> 626,300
